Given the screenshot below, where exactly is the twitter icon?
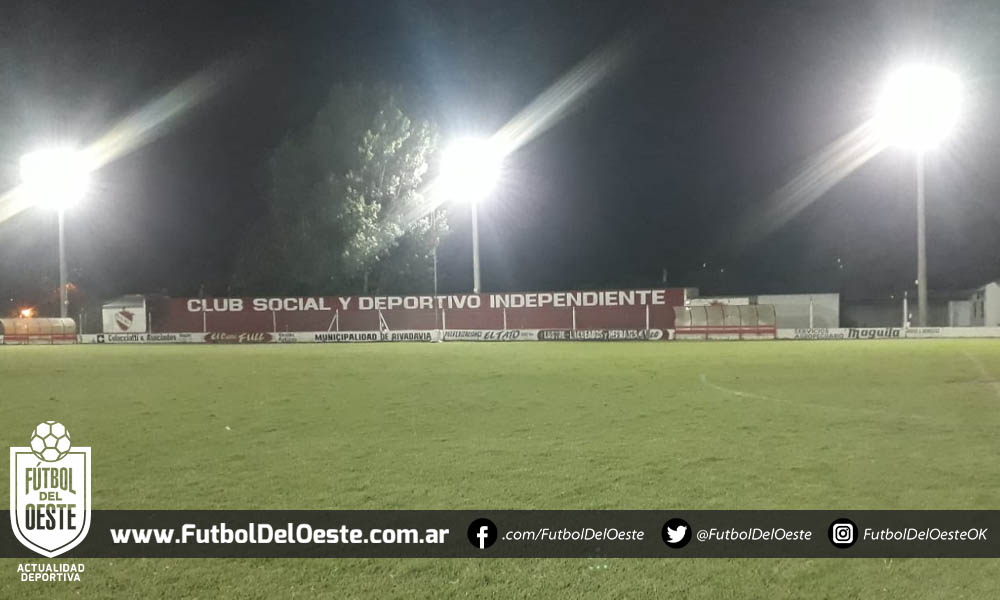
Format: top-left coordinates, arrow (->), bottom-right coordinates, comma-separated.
662,518 -> 693,549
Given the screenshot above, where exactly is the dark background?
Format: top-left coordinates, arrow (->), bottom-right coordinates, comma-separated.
1,0 -> 999,314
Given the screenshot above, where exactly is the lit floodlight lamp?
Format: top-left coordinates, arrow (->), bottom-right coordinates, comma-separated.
875,65 -> 961,150
19,148 -> 90,210
440,138 -> 503,202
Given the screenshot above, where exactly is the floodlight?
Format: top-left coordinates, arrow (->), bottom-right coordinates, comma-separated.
875,65 -> 961,150
440,138 -> 502,202
19,148 -> 90,210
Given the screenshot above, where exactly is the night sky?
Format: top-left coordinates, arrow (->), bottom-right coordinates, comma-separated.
2,0 -> 1000,313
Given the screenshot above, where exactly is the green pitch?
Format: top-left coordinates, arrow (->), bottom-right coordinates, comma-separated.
2,340 -> 1000,598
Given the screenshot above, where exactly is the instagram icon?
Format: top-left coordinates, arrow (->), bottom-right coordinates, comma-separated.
828,518 -> 858,549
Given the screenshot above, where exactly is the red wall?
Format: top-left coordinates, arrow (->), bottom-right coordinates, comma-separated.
151,289 -> 684,334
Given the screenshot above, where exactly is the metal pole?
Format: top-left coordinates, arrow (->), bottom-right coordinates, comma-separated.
432,209 -> 439,298
902,290 -> 909,328
432,209 -> 440,331
58,209 -> 68,318
916,152 -> 927,327
471,201 -> 481,293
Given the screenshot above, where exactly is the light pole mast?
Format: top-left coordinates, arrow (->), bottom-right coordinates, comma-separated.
440,137 -> 500,296
432,208 -> 440,331
58,209 -> 68,318
19,148 -> 90,320
915,152 -> 927,327
874,65 -> 961,328
471,201 -> 481,293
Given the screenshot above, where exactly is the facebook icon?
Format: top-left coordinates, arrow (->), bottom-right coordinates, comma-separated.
467,518 -> 498,550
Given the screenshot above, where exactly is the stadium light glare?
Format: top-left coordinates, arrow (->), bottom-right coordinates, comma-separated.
440,138 -> 502,203
875,65 -> 961,151
19,148 -> 90,211
873,64 -> 962,327
20,147 -> 91,319
440,137 -> 504,294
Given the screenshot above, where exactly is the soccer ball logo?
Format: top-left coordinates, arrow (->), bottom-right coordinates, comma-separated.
29,421 -> 72,462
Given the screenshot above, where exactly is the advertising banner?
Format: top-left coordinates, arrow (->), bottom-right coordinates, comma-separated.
902,327 -> 1000,339
442,330 -> 535,342
537,329 -> 666,341
80,333 -> 199,344
777,328 -> 903,340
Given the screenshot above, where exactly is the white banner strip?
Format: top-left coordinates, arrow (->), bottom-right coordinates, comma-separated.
42,327 -> 1000,346
776,327 -> 1000,340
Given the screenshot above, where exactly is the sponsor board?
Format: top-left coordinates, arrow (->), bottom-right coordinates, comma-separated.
903,327 -> 1000,339
779,328 -> 848,340
312,330 -> 436,343
82,333 -> 196,344
847,327 -> 902,339
99,333 -> 142,344
778,328 -> 901,340
204,332 -> 273,344
277,332 -> 299,343
145,333 -> 192,343
538,329 -> 665,341
10,421 -> 91,560
442,330 -> 535,342
777,327 -> 1000,340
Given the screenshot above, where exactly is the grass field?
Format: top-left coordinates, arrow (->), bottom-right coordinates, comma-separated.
2,340 -> 1000,598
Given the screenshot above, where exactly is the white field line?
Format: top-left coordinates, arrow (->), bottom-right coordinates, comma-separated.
698,373 -> 773,401
698,373 -> 930,423
962,351 -> 1000,400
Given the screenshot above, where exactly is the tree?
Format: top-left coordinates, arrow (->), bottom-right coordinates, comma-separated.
233,84 -> 445,295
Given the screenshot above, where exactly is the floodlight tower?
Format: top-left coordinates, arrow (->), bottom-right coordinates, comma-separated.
19,148 -> 90,318
875,65 -> 961,326
441,138 -> 503,293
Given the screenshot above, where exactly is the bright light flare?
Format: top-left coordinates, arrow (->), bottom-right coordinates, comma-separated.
19,148 -> 91,211
733,120 -> 886,249
439,138 -> 503,203
875,65 -> 961,150
19,307 -> 34,318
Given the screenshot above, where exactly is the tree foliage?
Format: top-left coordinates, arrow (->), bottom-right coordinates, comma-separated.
233,84 -> 444,295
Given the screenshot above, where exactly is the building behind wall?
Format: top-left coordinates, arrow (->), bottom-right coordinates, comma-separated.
954,281 -> 1000,326
842,295 -> 953,328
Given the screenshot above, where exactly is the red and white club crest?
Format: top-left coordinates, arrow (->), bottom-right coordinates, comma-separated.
115,309 -> 134,331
